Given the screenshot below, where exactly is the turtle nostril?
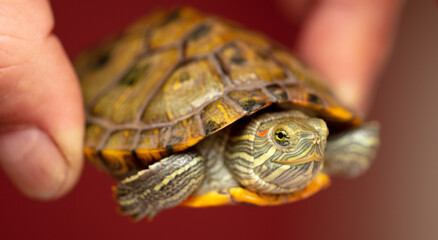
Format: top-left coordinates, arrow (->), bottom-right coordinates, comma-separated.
311,134 -> 321,145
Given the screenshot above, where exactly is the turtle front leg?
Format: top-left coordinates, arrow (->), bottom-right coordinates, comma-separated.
115,152 -> 205,220
324,122 -> 380,177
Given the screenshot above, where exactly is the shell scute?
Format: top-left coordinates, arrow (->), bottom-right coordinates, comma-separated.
228,90 -> 270,114
142,59 -> 224,124
272,50 -> 332,94
76,33 -> 146,104
168,116 -> 205,151
84,147 -> 106,172
185,19 -> 270,57
85,124 -> 106,148
91,48 -> 179,124
135,129 -> 166,164
218,41 -> 287,85
100,150 -> 139,177
266,85 -> 289,102
201,98 -> 243,135
149,8 -> 205,49
105,130 -> 137,149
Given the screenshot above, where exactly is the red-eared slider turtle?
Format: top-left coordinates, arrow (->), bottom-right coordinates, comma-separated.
75,7 -> 380,220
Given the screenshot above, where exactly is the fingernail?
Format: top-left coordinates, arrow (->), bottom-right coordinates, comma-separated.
0,127 -> 68,200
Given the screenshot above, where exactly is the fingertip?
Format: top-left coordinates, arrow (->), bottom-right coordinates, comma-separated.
0,127 -> 83,200
50,124 -> 85,199
293,0 -> 404,115
331,78 -> 370,116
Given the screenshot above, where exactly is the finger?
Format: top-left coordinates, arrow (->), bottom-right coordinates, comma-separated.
0,0 -> 84,200
278,0 -> 405,114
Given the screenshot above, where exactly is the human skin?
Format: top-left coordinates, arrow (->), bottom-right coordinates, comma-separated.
0,0 -> 404,200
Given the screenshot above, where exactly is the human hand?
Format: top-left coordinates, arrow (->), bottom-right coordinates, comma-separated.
277,0 -> 405,114
0,0 -> 84,200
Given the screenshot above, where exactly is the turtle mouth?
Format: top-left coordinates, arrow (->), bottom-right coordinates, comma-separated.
272,143 -> 324,166
272,153 -> 322,166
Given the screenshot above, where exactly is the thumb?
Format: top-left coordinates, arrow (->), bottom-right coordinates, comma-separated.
0,0 -> 84,200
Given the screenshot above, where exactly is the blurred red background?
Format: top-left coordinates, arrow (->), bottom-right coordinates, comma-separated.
1,0 -> 437,239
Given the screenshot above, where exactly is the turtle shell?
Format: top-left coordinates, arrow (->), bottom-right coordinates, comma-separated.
75,7 -> 359,178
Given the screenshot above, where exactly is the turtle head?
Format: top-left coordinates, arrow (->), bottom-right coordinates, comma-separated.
225,111 -> 328,194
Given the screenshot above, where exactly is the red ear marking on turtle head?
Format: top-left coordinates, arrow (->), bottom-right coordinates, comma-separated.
257,129 -> 269,137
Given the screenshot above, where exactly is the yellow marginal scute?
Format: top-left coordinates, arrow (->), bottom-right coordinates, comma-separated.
217,103 -> 231,122
180,190 -> 231,207
84,147 -> 106,171
135,148 -> 168,163
293,100 -> 323,111
324,106 -> 354,122
101,149 -> 132,167
172,136 -> 204,152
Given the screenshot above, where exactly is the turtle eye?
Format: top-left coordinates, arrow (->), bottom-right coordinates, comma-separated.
275,129 -> 290,146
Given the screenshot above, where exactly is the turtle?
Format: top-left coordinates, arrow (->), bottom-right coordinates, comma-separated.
74,7 -> 380,221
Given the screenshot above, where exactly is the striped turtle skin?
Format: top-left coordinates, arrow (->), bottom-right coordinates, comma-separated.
75,7 -> 380,220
